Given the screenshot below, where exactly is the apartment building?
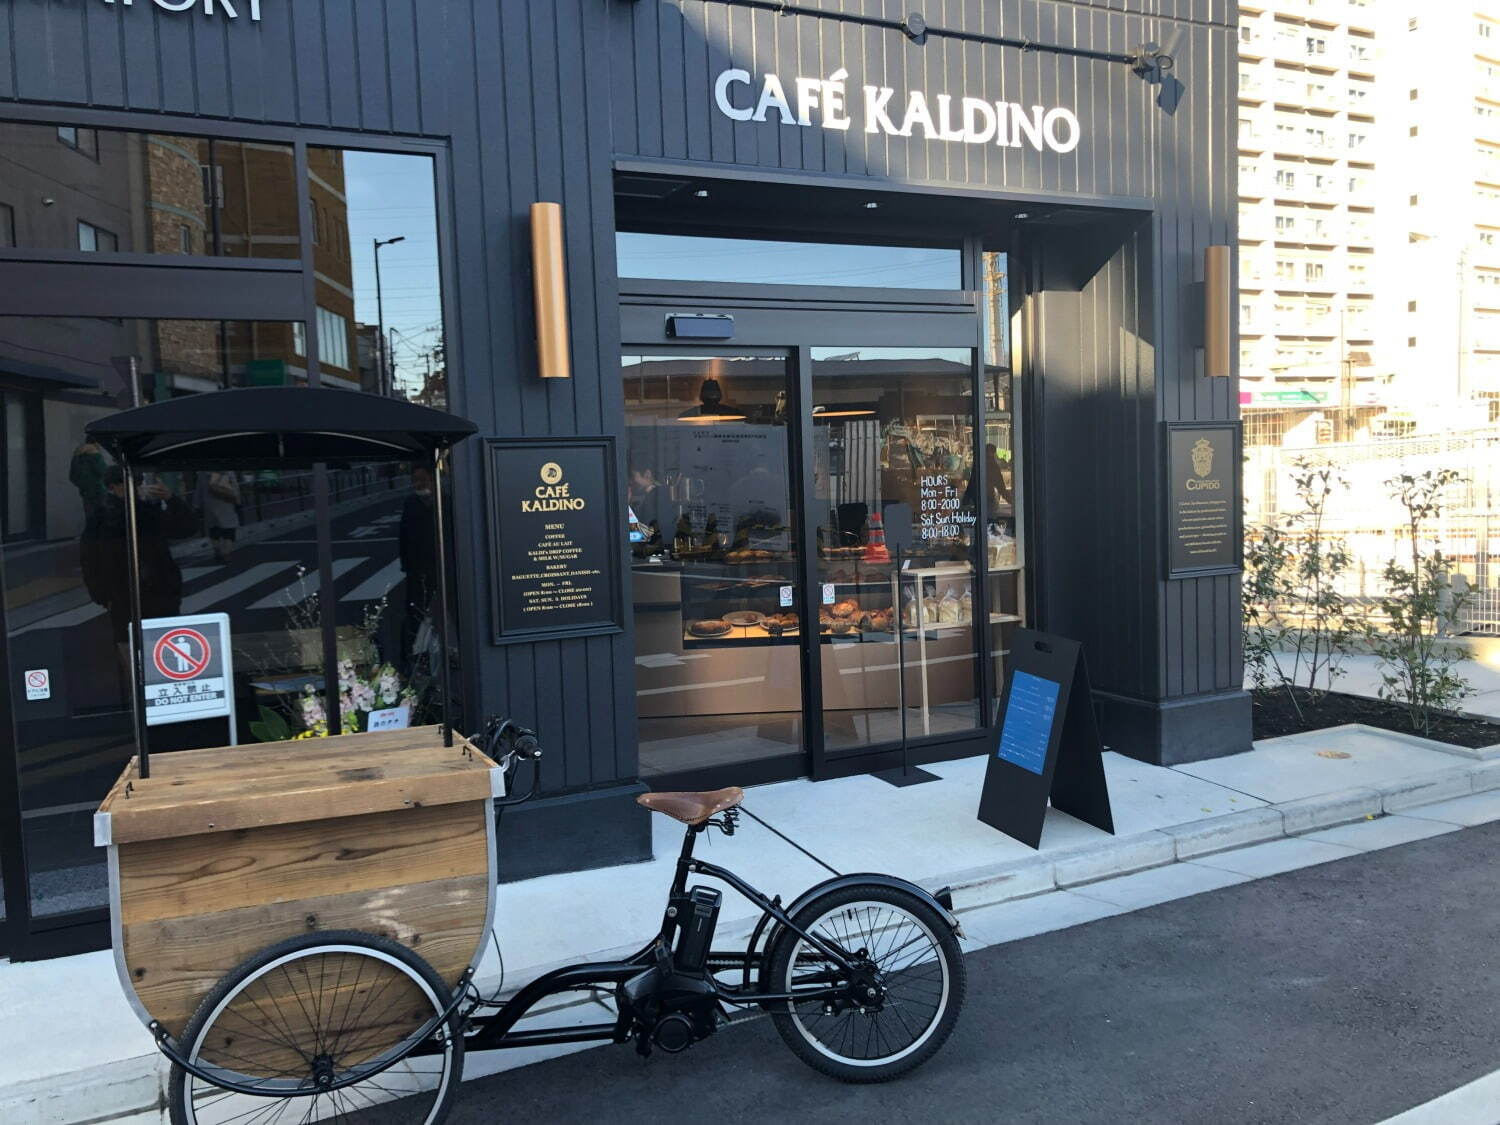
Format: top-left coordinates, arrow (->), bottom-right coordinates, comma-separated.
1238,0 -> 1382,446
1377,2 -> 1500,422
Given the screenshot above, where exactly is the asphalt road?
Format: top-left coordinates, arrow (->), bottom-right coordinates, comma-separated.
448,822 -> 1500,1124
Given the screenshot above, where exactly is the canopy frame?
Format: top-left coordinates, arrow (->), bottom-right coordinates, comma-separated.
89,387 -> 476,778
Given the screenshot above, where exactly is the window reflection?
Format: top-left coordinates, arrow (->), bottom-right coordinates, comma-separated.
616,231 -> 962,290
311,149 -> 445,404
0,122 -> 297,259
0,316 -> 315,918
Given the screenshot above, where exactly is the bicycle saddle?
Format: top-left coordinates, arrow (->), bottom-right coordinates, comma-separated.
637,787 -> 744,825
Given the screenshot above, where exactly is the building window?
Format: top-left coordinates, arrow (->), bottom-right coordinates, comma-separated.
0,202 -> 13,248
1305,263 -> 1324,281
1409,126 -> 1419,137
1276,259 -> 1296,279
1482,21 -> 1494,38
1409,336 -> 1418,347
1305,36 -> 1326,55
1275,215 -> 1295,233
179,224 -> 193,254
1409,300 -> 1418,312
76,221 -> 118,253
292,321 -> 307,358
316,305 -> 349,371
1410,195 -> 1420,206
1276,169 -> 1296,188
56,125 -> 98,159
1410,88 -> 1419,100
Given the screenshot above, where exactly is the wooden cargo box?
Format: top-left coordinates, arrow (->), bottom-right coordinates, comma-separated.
94,726 -> 501,1038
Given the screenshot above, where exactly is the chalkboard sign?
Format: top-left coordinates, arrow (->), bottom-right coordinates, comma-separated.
1165,422 -> 1241,579
487,437 -> 623,643
978,629 -> 1114,849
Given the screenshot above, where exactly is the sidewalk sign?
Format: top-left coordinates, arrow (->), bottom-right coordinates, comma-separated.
978,628 -> 1114,848
134,613 -> 237,744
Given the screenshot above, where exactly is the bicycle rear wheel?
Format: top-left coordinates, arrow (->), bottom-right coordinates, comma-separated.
167,930 -> 464,1125
766,882 -> 964,1083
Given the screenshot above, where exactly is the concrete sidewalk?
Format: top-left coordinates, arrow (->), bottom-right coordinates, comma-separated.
4,722 -> 1498,1123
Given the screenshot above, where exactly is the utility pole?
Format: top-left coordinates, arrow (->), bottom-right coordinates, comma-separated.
373,235 -> 405,397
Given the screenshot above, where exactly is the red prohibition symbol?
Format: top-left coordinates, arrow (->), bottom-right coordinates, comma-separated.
153,628 -> 212,681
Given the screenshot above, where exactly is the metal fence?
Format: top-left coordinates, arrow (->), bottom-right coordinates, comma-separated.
1244,426 -> 1500,635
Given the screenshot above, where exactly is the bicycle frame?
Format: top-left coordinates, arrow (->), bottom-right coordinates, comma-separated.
426,818 -> 864,1058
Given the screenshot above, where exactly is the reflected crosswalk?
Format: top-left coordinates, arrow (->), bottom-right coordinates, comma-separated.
245,558 -> 363,611
11,555 -> 410,637
183,561 -> 298,614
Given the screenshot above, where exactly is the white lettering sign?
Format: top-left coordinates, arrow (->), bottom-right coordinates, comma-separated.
714,68 -> 1081,154
101,0 -> 262,22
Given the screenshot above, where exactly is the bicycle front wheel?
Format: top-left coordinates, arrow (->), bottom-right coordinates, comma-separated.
167,930 -> 465,1125
767,882 -> 965,1083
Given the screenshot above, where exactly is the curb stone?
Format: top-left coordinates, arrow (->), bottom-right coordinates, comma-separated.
1277,787 -> 1383,834
1161,807 -> 1286,860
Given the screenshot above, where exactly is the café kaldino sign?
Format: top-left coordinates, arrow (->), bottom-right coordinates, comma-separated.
712,67 -> 1082,152
100,0 -> 262,20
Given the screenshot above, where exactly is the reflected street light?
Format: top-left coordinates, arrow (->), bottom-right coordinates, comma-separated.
373,235 -> 406,396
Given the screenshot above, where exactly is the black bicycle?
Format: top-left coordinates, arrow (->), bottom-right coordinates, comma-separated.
165,720 -> 966,1123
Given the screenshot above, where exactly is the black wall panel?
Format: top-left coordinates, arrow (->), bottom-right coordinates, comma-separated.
0,0 -> 1245,863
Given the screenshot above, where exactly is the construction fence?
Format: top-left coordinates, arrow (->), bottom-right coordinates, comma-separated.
1244,426 -> 1500,636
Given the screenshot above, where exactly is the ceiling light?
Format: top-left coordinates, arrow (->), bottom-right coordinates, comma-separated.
694,189 -> 710,199
1014,211 -> 1031,220
864,200 -> 879,210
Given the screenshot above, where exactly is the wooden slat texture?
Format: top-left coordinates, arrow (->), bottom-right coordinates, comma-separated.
121,873 -> 490,1037
98,730 -> 498,844
117,802 -> 490,927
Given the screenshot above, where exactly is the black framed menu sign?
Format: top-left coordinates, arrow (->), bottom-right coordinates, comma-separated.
1164,421 -> 1242,579
486,436 -> 623,643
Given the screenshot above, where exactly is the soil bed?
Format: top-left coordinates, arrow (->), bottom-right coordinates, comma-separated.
1251,687 -> 1500,749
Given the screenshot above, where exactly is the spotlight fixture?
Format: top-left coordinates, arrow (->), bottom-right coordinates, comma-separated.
693,189 -> 710,199
864,200 -> 880,210
1013,211 -> 1030,220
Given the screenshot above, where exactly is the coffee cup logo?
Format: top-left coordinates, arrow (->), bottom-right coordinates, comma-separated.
524,460 -> 586,512
1191,438 -> 1214,478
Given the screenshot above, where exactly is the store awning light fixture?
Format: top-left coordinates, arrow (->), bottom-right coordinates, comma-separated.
531,202 -> 572,379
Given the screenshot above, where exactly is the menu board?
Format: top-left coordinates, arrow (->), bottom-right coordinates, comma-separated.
1166,423 -> 1241,578
487,438 -> 622,642
995,671 -> 1059,775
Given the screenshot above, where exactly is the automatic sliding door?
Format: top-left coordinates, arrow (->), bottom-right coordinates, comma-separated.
623,352 -> 805,783
810,347 -> 983,753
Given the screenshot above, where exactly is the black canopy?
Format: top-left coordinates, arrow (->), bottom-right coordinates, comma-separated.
87,386 -> 477,468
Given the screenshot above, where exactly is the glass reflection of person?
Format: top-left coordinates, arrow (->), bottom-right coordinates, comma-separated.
81,466 -> 186,678
398,464 -> 442,669
962,443 -> 1013,515
205,471 -> 242,563
69,437 -> 110,515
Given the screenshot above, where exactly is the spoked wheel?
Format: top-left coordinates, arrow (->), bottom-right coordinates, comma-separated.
168,930 -> 465,1125
767,883 -> 965,1082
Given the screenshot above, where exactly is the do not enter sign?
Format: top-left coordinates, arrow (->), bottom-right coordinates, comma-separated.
153,628 -> 213,681
137,614 -> 234,730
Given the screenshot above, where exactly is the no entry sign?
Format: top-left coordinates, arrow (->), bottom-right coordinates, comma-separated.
137,613 -> 234,731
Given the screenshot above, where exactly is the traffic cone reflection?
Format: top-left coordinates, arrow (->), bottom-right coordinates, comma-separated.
865,510 -> 891,562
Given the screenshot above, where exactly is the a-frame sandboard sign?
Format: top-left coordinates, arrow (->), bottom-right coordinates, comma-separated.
978,629 -> 1114,849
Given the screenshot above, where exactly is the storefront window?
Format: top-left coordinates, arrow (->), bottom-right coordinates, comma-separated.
624,353 -> 804,778
811,347 -> 983,749
617,231 -> 962,290
0,123 -> 298,259
0,317 -> 321,916
310,149 -> 445,404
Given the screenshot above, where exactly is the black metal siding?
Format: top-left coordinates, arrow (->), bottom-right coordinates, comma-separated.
1,0 -> 1243,811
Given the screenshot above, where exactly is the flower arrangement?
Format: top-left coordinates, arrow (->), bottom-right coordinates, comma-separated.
293,659 -> 417,739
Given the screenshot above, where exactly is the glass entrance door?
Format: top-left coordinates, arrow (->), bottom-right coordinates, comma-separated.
810,347 -> 984,755
622,352 -> 807,784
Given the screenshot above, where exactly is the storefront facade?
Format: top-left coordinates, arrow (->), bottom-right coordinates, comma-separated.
0,0 -> 1246,961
